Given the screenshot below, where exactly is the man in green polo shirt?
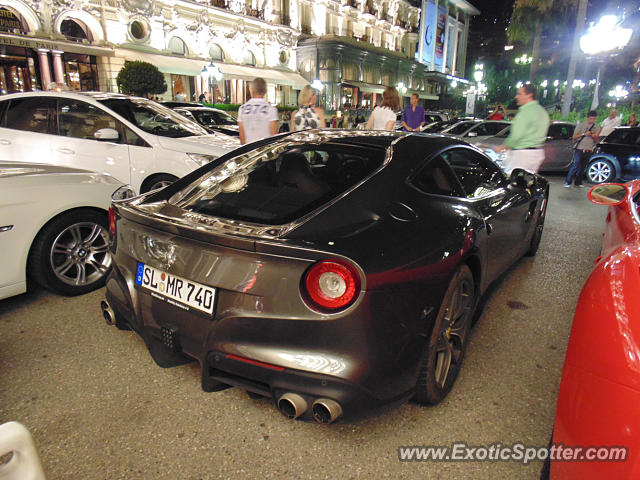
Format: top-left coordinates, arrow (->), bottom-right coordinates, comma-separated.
495,84 -> 549,173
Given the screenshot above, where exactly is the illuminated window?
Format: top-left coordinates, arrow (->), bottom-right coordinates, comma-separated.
60,18 -> 92,42
242,51 -> 256,66
209,44 -> 225,62
169,37 -> 188,56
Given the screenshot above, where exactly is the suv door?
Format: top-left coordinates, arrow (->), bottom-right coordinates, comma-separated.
0,97 -> 55,165
543,123 -> 573,171
49,98 -> 132,184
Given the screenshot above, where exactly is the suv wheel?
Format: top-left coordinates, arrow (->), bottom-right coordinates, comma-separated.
586,158 -> 615,184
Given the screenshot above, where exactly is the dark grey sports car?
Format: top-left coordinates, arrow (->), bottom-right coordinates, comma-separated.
102,130 -> 548,423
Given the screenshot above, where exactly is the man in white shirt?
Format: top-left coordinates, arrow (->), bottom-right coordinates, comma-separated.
237,77 -> 279,144
600,109 -> 621,139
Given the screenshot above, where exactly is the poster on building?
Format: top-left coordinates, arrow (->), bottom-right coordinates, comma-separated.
419,1 -> 436,65
434,5 -> 447,70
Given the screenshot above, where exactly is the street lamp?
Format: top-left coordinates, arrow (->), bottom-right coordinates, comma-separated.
396,81 -> 407,95
609,85 -> 629,101
200,60 -> 223,103
580,15 -> 632,110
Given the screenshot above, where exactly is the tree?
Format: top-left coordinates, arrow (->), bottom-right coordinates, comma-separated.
508,0 -> 577,83
116,61 -> 167,97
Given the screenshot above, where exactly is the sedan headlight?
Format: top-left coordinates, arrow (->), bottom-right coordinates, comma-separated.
111,185 -> 136,201
187,153 -> 219,167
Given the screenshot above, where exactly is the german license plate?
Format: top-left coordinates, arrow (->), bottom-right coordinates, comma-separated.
135,262 -> 215,315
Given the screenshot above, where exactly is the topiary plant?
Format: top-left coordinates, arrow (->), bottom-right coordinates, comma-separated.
116,60 -> 167,98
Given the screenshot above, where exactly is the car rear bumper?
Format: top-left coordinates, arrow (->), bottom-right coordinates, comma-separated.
103,263 -> 433,419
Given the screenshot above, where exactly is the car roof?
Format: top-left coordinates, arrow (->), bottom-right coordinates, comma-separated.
173,106 -> 229,114
0,91 -> 150,102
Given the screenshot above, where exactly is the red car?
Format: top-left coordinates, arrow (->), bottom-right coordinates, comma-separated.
548,181 -> 640,478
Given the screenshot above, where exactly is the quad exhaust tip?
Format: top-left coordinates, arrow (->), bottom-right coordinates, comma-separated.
312,398 -> 343,424
277,393 -> 308,420
100,300 -> 115,326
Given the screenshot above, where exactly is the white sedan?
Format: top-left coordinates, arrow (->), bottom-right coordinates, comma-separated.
0,162 -> 132,300
0,92 -> 240,193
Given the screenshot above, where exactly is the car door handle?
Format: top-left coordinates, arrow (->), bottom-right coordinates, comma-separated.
0,139 -> 11,145
486,222 -> 493,235
57,147 -> 75,154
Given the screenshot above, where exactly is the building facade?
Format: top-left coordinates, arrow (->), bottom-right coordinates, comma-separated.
296,0 -> 478,110
0,0 -> 478,109
0,0 -> 308,104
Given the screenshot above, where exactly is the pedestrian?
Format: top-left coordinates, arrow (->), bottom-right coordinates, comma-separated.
279,111 -> 291,133
198,92 -> 206,102
291,85 -> 325,131
365,86 -> 399,131
564,110 -> 600,188
494,84 -> 550,174
626,113 -> 638,127
237,77 -> 279,145
175,91 -> 185,102
400,93 -> 425,131
599,109 -> 621,139
488,104 -> 506,120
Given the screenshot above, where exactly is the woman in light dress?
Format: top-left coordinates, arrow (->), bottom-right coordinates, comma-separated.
365,86 -> 399,131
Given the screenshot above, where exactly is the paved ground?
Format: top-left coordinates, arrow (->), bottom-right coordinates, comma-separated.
0,174 -> 607,479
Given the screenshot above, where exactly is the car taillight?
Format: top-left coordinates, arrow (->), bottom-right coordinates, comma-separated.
303,260 -> 360,311
108,206 -> 116,237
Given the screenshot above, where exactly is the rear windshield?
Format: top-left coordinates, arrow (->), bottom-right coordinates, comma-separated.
604,128 -> 640,145
191,109 -> 237,126
171,142 -> 386,225
443,121 -> 475,135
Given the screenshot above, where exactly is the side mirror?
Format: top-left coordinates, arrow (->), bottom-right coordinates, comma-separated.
509,168 -> 535,189
94,128 -> 119,141
588,183 -> 628,205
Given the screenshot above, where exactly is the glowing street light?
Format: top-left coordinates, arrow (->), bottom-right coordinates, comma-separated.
311,79 -> 324,91
609,85 -> 629,100
515,54 -> 532,65
580,15 -> 633,110
200,60 -> 223,102
396,81 -> 407,94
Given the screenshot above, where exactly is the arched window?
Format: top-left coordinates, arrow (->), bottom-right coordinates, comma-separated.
209,44 -> 225,62
242,51 -> 256,66
61,18 -> 92,42
169,37 -> 188,56
0,7 -> 28,34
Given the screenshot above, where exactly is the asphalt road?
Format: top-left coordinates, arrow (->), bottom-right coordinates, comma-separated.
0,174 -> 607,479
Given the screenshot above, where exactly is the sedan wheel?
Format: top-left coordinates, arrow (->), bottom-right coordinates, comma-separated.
414,265 -> 476,405
29,210 -> 112,296
142,174 -> 178,193
586,159 -> 615,184
526,189 -> 548,257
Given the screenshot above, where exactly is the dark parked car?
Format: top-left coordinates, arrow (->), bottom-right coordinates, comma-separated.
477,122 -> 576,172
102,130 -> 549,423
586,126 -> 640,183
169,105 -> 239,137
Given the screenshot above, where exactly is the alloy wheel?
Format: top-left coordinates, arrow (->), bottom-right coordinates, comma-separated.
50,222 -> 111,286
587,161 -> 613,183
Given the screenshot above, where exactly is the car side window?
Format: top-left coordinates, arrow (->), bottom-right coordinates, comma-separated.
441,148 -> 505,198
548,124 -> 571,140
411,156 -> 464,197
57,99 -> 117,140
121,125 -> 149,147
5,97 -> 55,134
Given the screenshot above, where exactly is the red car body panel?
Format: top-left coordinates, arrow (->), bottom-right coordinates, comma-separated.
551,181 -> 640,478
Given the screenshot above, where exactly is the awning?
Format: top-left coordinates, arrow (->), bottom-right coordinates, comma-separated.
406,89 -> 439,101
341,81 -> 385,94
216,63 -> 308,88
117,48 -> 308,87
117,49 -> 206,76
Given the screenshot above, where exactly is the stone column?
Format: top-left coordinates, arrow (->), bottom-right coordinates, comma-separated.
37,49 -> 51,89
51,50 -> 65,84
